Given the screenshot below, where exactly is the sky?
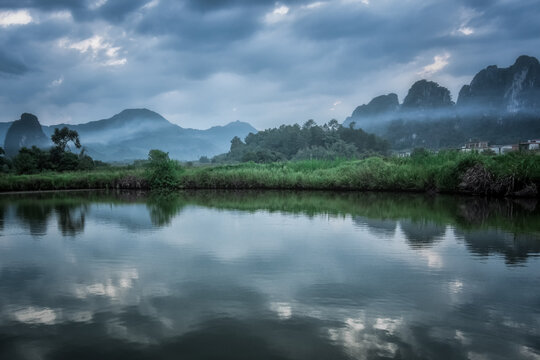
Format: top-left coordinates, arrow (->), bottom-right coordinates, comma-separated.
0,0 -> 539,129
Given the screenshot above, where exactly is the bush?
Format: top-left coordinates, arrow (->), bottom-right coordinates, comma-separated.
57,152 -> 80,172
13,149 -> 39,174
241,149 -> 286,163
145,149 -> 181,189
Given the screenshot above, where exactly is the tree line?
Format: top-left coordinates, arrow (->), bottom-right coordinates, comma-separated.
210,119 -> 389,163
0,127 -> 105,174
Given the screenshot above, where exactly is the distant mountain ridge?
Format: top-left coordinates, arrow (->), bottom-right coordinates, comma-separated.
457,55 -> 540,112
3,55 -> 539,157
343,55 -> 540,149
350,93 -> 399,119
3,113 -> 49,157
1,109 -> 257,161
402,80 -> 454,110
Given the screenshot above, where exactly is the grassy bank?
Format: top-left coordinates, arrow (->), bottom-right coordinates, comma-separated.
0,168 -> 147,192
1,151 -> 539,196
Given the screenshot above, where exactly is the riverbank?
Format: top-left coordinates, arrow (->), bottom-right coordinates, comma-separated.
1,152 -> 539,197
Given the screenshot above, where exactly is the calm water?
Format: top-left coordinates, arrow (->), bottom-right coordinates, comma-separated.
0,191 -> 539,360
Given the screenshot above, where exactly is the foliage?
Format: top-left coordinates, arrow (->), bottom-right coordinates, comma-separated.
0,146 -> 11,173
199,156 -> 210,163
13,146 -> 51,174
0,168 -> 146,192
145,149 -> 182,189
8,127 -> 97,175
51,127 -> 81,152
180,151 -> 539,196
241,149 -> 286,163
2,151 -> 539,197
215,120 -> 388,163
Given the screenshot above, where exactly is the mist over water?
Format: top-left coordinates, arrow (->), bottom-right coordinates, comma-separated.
0,191 -> 539,359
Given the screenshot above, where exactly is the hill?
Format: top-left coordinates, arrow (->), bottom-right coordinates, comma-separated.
343,55 -> 540,149
1,109 -> 257,161
3,113 -> 50,157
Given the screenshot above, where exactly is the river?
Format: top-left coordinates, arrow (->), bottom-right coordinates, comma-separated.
0,190 -> 539,359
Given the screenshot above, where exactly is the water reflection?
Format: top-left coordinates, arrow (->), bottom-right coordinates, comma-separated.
1,191 -> 538,261
400,220 -> 446,249
14,202 -> 52,236
0,190 -> 539,359
457,230 -> 540,265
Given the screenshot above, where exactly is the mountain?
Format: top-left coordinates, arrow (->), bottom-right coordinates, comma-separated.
1,109 -> 257,161
343,55 -> 540,149
457,55 -> 540,113
402,80 -> 454,110
40,109 -> 257,161
344,93 -> 399,127
3,113 -> 50,157
343,80 -> 453,128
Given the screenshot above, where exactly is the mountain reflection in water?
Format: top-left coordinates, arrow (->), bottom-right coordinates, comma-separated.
0,190 -> 539,360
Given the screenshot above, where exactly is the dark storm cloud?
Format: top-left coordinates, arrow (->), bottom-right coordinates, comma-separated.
91,0 -> 148,21
0,51 -> 28,75
0,0 -> 86,10
0,0 -> 539,127
184,0 -> 312,12
136,2 -> 261,49
185,0 -> 274,12
0,0 -> 147,22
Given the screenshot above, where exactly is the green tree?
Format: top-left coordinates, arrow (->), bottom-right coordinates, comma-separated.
199,156 -> 210,163
49,128 -> 96,171
146,149 -> 181,189
327,119 -> 340,131
0,147 -> 9,173
13,147 -> 40,174
77,148 -> 95,170
221,120 -> 388,163
13,146 -> 53,174
51,127 -> 81,152
57,152 -> 79,172
302,119 -> 316,129
230,136 -> 244,152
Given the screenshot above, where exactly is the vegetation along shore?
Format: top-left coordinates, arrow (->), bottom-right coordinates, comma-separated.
1,149 -> 539,197
1,112 -> 538,197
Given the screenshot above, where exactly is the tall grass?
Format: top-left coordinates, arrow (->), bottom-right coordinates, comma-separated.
0,168 -> 145,192
1,151 -> 539,196
179,151 -> 539,195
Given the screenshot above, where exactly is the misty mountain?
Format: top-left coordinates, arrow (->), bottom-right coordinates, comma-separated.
3,113 -> 50,157
457,55 -> 540,113
343,55 -> 540,149
402,80 -> 454,110
343,81 -> 456,128
349,93 -> 399,120
1,109 -> 257,161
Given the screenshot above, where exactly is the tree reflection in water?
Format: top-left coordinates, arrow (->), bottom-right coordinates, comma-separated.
0,190 -> 539,359
1,190 -> 539,262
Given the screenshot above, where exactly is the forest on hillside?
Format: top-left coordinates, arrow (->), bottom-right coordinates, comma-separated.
210,119 -> 389,163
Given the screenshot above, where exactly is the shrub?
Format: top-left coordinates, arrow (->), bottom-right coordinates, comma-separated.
13,148 -> 39,174
145,149 -> 181,189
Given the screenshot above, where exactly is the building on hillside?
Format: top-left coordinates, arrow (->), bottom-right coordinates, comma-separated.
461,141 -> 488,152
461,141 -> 518,155
519,139 -> 540,152
396,151 -> 411,158
489,144 -> 517,155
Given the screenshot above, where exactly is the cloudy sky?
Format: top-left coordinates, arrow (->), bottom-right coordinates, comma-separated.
0,0 -> 539,129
